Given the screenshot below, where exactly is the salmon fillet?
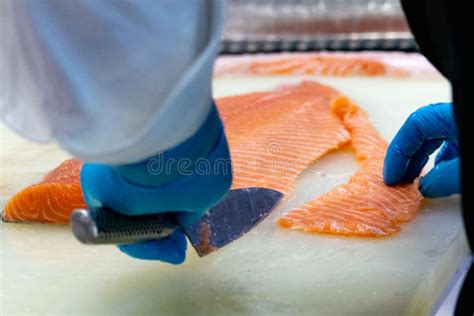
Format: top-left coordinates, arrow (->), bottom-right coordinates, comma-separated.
277,96 -> 423,237
3,81 -> 351,223
3,81 -> 422,237
215,54 -> 409,77
2,159 -> 86,224
249,56 -> 387,76
218,81 -> 351,197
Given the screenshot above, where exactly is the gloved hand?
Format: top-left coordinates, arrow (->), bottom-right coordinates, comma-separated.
80,104 -> 232,264
384,102 -> 461,198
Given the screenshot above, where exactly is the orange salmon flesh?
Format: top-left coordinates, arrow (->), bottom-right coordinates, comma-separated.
3,81 -> 422,237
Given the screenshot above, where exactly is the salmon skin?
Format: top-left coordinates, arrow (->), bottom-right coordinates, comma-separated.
277,97 -> 422,237
3,159 -> 86,224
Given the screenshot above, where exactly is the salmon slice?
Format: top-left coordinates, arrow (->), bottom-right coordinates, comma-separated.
277,96 -> 423,237
218,81 -> 351,197
3,82 -> 422,234
215,54 -> 410,77
2,159 -> 86,224
249,56 -> 387,76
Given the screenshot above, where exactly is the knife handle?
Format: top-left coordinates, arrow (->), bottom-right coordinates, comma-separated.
70,208 -> 180,245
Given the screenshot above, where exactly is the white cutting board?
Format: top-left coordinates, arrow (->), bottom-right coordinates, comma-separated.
0,76 -> 470,315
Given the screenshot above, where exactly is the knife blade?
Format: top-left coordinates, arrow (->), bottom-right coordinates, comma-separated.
70,187 -> 283,256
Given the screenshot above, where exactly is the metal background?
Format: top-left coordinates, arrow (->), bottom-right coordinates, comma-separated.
221,0 -> 416,53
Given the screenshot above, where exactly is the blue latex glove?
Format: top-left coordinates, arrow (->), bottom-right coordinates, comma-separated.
383,102 -> 461,198
80,104 -> 232,264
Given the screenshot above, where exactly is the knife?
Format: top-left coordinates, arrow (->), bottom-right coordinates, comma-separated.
70,187 -> 282,257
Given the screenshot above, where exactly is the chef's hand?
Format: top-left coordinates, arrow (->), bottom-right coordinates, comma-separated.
384,102 -> 461,198
80,105 -> 232,263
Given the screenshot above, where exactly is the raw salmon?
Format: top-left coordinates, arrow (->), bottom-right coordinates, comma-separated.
218,81 -> 351,197
2,159 -> 86,224
215,53 -> 411,77
249,56 -> 387,76
3,81 -> 422,235
277,96 -> 422,237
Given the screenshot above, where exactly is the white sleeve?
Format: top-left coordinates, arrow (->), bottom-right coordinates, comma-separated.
0,0 -> 225,164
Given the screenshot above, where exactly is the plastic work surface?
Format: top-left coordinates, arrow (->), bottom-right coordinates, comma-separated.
1,76 -> 470,315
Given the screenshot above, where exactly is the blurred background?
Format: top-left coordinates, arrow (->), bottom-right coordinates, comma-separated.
221,0 -> 415,53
